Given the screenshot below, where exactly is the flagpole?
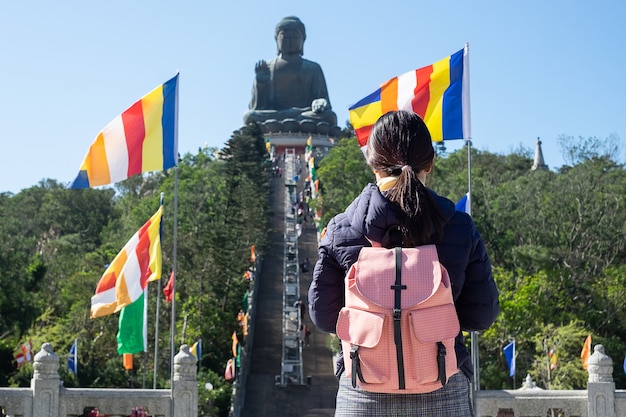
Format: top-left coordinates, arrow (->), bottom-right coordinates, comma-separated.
75,338 -> 78,376
461,41 -> 480,398
142,287 -> 149,389
154,276 -> 161,388
154,193 -> 165,389
170,167 -> 179,401
468,134 -> 478,395
168,71 -> 180,417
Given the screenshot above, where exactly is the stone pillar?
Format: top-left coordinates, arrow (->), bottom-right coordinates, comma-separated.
31,343 -> 60,417
173,344 -> 198,417
587,344 -> 615,417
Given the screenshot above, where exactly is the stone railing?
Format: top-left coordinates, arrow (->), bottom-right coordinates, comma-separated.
475,344 -> 625,417
0,342 -> 198,417
3,341 -> 626,416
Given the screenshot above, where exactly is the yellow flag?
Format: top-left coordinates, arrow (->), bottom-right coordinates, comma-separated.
549,348 -> 559,370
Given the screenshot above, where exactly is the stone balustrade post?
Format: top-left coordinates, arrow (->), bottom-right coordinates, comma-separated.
31,343 -> 60,417
173,344 -> 198,417
587,344 -> 615,417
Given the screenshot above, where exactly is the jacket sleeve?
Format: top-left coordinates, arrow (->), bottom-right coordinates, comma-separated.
455,220 -> 500,332
308,219 -> 346,333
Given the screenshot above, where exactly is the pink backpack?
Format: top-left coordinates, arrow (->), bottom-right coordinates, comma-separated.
335,245 -> 460,393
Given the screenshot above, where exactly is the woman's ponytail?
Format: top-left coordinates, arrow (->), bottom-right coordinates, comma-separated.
366,111 -> 444,245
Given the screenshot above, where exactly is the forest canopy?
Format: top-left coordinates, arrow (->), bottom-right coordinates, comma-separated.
0,124 -> 270,416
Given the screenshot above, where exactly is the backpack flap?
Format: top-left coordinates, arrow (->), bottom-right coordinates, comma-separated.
336,307 -> 384,348
354,246 -> 442,308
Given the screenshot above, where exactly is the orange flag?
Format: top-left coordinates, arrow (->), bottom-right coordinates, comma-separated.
231,331 -> 239,357
242,313 -> 249,337
250,245 -> 256,263
581,335 -> 592,370
123,353 -> 133,370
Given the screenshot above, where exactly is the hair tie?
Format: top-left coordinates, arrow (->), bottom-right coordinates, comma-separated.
387,167 -> 402,176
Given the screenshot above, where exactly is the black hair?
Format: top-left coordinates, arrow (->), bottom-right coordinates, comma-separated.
365,110 -> 444,245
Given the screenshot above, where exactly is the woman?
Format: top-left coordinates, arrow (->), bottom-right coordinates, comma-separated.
308,110 -> 499,416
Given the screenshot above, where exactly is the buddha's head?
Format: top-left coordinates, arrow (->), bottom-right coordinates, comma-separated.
275,16 -> 306,56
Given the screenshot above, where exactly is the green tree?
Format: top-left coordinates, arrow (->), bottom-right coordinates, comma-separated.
311,137 -> 372,227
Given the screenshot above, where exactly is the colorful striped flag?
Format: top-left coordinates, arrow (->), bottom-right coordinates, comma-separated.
190,339 -> 202,363
70,74 -> 179,189
14,340 -> 33,368
90,206 -> 163,318
349,46 -> 470,151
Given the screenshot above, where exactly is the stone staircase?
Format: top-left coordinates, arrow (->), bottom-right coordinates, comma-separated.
241,169 -> 337,417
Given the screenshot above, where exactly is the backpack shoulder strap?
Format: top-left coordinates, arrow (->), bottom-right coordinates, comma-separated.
391,247 -> 407,389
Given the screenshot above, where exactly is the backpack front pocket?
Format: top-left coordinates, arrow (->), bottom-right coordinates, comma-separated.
407,304 -> 459,384
336,307 -> 390,385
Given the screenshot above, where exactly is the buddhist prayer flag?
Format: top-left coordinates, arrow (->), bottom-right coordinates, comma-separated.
455,193 -> 470,214
581,335 -> 592,370
349,46 -> 470,150
250,245 -> 256,263
123,353 -> 133,370
503,340 -> 515,377
549,347 -> 559,370
67,339 -> 78,375
242,313 -> 249,337
242,290 -> 249,311
224,358 -> 235,380
70,74 -> 179,189
14,340 -> 33,368
191,339 -> 202,362
117,288 -> 148,355
163,271 -> 175,303
232,331 -> 239,357
235,343 -> 241,367
91,206 -> 163,318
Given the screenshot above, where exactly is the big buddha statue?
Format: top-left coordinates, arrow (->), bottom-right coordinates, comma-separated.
243,16 -> 339,136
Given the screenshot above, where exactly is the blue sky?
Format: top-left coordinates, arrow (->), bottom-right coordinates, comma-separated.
1,1 -> 624,194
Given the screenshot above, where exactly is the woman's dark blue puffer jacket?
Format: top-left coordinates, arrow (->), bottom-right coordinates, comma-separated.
308,183 -> 500,379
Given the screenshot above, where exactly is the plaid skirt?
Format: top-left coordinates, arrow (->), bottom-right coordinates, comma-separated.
334,372 -> 474,417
